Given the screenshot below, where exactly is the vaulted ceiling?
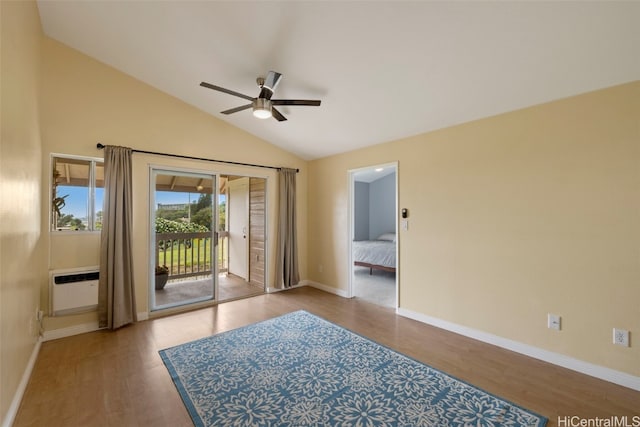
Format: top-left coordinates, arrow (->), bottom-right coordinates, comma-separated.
37,1 -> 640,160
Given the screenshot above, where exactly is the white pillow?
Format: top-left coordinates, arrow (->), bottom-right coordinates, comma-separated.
377,232 -> 396,242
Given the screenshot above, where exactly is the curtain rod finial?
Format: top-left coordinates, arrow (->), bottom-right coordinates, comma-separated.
96,143 -> 105,149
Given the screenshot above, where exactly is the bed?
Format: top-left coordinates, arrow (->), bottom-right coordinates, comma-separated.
353,233 -> 396,274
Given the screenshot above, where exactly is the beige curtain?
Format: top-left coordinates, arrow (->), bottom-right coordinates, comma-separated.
98,145 -> 136,329
276,168 -> 300,288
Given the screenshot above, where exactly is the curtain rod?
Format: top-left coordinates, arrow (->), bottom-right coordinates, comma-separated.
96,143 -> 299,173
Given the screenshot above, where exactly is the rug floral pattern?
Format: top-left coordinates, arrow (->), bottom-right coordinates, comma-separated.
160,310 -> 546,427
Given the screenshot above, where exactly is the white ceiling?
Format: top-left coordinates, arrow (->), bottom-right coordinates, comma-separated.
37,1 -> 640,161
354,166 -> 396,184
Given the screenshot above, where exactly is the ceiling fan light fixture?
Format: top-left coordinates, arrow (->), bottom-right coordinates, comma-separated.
202,71 -> 320,122
252,98 -> 272,119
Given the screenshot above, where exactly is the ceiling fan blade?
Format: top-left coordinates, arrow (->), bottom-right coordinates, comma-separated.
200,82 -> 254,101
220,104 -> 252,115
271,107 -> 287,122
271,99 -> 321,106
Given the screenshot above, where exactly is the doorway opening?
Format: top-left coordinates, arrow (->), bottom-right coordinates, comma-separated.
349,163 -> 398,308
224,175 -> 267,300
150,168 -> 266,311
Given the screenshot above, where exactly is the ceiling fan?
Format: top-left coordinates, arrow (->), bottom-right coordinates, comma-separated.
200,71 -> 321,122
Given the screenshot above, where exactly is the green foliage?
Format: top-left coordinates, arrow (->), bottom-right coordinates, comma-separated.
155,218 -> 208,252
191,206 -> 212,229
154,192 -> 226,234
218,201 -> 226,231
155,265 -> 169,274
52,194 -> 68,216
57,214 -> 86,231
70,217 -> 86,230
156,207 -> 188,221
95,211 -> 103,231
155,217 -> 208,233
194,193 -> 212,212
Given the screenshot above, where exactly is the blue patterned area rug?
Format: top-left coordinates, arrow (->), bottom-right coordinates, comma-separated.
159,310 -> 547,427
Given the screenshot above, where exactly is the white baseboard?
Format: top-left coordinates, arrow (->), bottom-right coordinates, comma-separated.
266,280 -> 348,296
42,314 -> 150,341
303,280 -> 350,298
42,321 -> 101,341
2,338 -> 41,427
397,307 -> 640,392
266,281 -> 308,293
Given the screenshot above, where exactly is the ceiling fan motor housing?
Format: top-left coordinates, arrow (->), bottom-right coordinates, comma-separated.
253,98 -> 272,118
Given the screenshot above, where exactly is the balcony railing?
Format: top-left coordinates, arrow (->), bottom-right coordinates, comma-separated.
156,231 -> 228,280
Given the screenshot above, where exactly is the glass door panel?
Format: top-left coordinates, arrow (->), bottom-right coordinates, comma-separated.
151,169 -> 216,311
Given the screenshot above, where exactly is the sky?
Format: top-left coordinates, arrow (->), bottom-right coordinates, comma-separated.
57,185 -> 102,219
156,190 -> 192,206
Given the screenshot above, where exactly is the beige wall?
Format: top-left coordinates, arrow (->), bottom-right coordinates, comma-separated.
0,0 -> 46,422
39,38 -> 308,330
308,81 -> 640,376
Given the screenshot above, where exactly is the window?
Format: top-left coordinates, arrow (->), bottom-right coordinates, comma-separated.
51,155 -> 104,231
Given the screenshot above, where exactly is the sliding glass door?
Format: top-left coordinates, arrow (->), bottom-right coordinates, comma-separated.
150,169 -> 217,311
150,168 -> 268,311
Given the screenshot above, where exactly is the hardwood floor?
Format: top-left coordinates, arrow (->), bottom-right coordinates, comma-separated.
14,287 -> 639,426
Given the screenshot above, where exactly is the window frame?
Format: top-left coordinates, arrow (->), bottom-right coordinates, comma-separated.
50,153 -> 104,233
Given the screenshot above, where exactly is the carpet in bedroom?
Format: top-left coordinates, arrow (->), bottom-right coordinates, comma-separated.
353,266 -> 396,308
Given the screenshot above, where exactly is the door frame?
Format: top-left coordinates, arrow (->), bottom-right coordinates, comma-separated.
347,161 -> 399,309
227,176 -> 250,281
221,174 -> 269,293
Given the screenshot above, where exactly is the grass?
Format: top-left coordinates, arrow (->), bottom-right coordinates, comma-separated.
157,237 -> 226,275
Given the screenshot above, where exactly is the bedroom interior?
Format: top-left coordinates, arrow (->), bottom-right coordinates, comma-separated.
351,165 -> 397,308
2,1 -> 639,425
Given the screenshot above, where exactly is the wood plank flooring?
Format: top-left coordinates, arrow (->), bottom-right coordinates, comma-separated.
14,287 -> 639,426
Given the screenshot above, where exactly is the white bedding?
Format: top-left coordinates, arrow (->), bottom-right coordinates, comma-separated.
353,240 -> 396,269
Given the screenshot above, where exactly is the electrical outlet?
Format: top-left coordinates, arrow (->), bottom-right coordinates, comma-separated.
547,313 -> 561,331
613,328 -> 629,347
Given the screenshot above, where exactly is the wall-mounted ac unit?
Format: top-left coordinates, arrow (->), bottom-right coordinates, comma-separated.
49,267 -> 99,316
